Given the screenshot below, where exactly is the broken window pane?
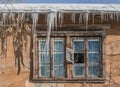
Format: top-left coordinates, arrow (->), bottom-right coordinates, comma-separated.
74,53 -> 84,63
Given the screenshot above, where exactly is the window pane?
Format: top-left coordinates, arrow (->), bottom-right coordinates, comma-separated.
88,53 -> 100,64
88,65 -> 100,77
73,40 -> 84,52
54,66 -> 64,77
39,40 -> 49,51
74,53 -> 84,63
53,39 -> 64,77
54,53 -> 64,65
88,40 -> 100,52
39,53 -> 50,64
74,65 -> 84,77
40,66 -> 50,77
54,40 -> 64,51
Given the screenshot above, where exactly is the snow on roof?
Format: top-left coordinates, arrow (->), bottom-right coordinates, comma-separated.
0,4 -> 120,13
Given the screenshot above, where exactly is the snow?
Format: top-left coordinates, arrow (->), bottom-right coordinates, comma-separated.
0,4 -> 120,12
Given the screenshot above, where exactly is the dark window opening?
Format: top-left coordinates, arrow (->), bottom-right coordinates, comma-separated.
74,53 -> 84,63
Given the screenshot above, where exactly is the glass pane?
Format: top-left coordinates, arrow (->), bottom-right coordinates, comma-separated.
88,65 -> 100,77
40,66 -> 50,77
74,65 -> 84,77
39,53 -> 50,64
73,40 -> 84,52
88,40 -> 100,52
54,53 -> 64,65
39,40 -> 49,52
54,40 -> 64,51
88,53 -> 100,64
74,53 -> 84,63
54,66 -> 64,77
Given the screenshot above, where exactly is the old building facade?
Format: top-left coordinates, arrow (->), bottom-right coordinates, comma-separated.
0,4 -> 120,87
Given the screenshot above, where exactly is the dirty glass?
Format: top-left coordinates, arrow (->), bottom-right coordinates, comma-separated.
73,39 -> 85,77
88,39 -> 101,77
53,39 -> 64,77
39,40 -> 50,77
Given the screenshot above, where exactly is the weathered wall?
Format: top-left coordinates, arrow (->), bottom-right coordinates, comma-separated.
0,21 -> 120,87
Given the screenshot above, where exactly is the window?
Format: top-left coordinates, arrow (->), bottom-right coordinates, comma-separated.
33,36 -> 104,82
72,38 -> 102,78
38,38 -> 65,78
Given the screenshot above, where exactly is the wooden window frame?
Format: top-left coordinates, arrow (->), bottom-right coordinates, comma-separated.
71,37 -> 103,78
32,29 -> 106,83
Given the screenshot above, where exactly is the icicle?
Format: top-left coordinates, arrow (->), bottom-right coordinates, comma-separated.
16,13 -> 20,30
92,13 -> 95,25
110,13 -> 113,21
31,13 -> 39,35
47,12 -> 57,30
71,13 -> 75,23
45,12 -> 57,51
26,13 -> 30,22
100,12 -> 104,23
79,13 -> 82,24
21,13 -> 25,23
83,13 -> 86,24
8,13 -> 15,24
116,13 -> 119,22
2,13 -> 7,24
58,12 -> 64,27
104,14 -> 107,21
106,13 -> 109,21
113,13 -> 116,21
85,12 -> 89,33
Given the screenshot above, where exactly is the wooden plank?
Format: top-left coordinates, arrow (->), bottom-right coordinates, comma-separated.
50,38 -> 54,77
64,37 -> 67,78
85,38 -> 88,78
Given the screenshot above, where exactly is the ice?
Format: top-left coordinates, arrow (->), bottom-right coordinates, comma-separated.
79,13 -> 83,24
71,13 -> 75,23
85,12 -> 89,33
100,12 -> 104,23
58,12 -> 64,26
45,12 -> 57,52
92,13 -> 95,25
31,13 -> 39,34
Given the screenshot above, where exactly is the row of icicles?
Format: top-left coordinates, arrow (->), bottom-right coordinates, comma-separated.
0,12 -> 120,74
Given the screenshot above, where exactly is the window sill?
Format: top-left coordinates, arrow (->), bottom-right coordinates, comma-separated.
31,78 -> 105,83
